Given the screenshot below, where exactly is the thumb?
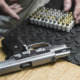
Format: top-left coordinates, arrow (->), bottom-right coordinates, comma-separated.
1,0 -> 20,20
64,0 -> 72,12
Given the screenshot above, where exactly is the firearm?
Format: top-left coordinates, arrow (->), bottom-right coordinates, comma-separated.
0,42 -> 70,75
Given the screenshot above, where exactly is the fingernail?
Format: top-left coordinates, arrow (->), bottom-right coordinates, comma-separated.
15,15 -> 20,20
17,16 -> 20,20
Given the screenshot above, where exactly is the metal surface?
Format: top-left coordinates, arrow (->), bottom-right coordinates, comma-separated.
0,43 -> 70,75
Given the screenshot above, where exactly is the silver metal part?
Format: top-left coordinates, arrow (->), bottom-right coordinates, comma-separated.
0,43 -> 70,75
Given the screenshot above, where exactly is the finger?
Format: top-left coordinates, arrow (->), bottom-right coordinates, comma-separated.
10,3 -> 21,9
10,3 -> 22,13
6,0 -> 19,2
9,3 -> 19,8
1,1 -> 20,20
75,15 -> 80,24
13,7 -> 23,13
74,0 -> 80,19
64,0 -> 72,12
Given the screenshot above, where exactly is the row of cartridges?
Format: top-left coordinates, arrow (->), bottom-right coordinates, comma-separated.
29,7 -> 74,32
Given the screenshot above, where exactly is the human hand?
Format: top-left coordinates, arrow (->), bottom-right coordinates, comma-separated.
0,0 -> 23,20
64,0 -> 80,24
